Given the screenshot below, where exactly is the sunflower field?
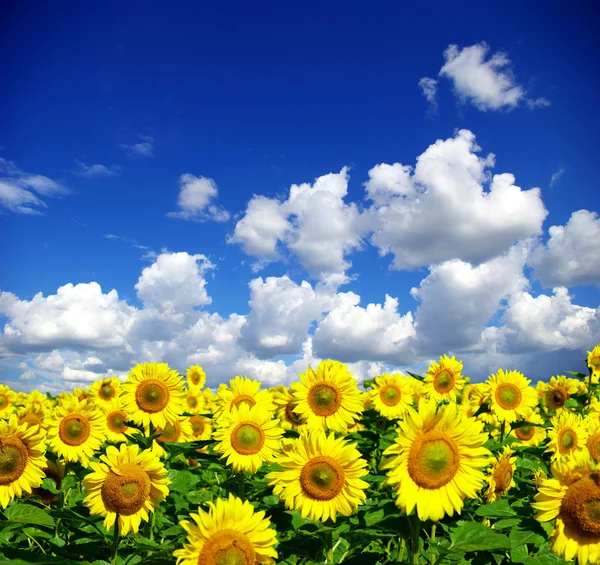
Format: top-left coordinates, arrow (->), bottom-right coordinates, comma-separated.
2,346 -> 600,565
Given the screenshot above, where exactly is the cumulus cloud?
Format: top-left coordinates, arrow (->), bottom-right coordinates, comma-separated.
74,161 -> 121,178
119,135 -> 154,157
529,210 -> 600,288
365,129 -> 548,269
439,42 -> 548,111
418,77 -> 438,113
167,174 -> 230,222
0,157 -> 68,215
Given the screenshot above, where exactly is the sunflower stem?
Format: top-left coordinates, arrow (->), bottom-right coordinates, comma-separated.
430,523 -> 437,565
500,421 -> 506,443
409,513 -> 421,565
110,516 -> 119,565
239,472 -> 245,498
149,511 -> 156,542
588,369 -> 594,405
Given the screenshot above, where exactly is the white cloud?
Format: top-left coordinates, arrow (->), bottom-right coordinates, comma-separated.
439,42 -> 548,111
550,167 -> 566,187
119,135 -> 154,157
366,129 -> 548,269
20,369 -> 36,381
418,77 -> 438,112
74,161 -> 121,178
167,174 -> 230,222
529,210 -> 600,288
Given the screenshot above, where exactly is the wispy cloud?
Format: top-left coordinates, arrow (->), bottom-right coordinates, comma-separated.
74,161 -> 122,178
119,135 -> 154,157
418,77 -> 438,114
103,233 -> 158,260
550,167 -> 566,188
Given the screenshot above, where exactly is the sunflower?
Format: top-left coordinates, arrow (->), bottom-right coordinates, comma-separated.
121,362 -> 186,429
510,412 -> 546,447
547,412 -> 588,461
423,355 -> 466,402
292,360 -> 364,434
213,404 -> 283,474
0,384 -> 16,417
47,397 -> 105,466
540,375 -> 586,413
90,377 -> 121,408
17,403 -> 48,431
213,376 -> 274,420
382,399 -> 491,522
267,431 -> 368,523
173,494 -> 278,565
83,443 -> 169,535
271,385 -> 306,431
101,398 -> 131,443
152,416 -> 194,458
31,458 -> 64,505
185,365 -> 206,390
484,446 -> 517,503
588,344 -> 600,384
189,415 -> 212,441
485,369 -> 537,423
0,415 -> 47,508
533,451 -> 600,565
585,417 -> 600,464
25,390 -> 53,413
370,373 -> 414,420
73,387 -> 92,403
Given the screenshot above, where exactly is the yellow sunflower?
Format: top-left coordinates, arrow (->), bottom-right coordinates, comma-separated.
0,384 -> 16,417
423,355 -> 466,402
585,417 -> 600,464
540,375 -> 586,413
267,431 -> 369,523
17,403 -> 48,431
292,360 -> 364,434
382,399 -> 491,522
484,446 -> 517,503
26,390 -> 53,412
213,376 -> 274,420
47,397 -> 105,466
73,387 -> 92,403
408,377 -> 426,402
101,398 -> 131,443
213,404 -> 283,474
90,377 -> 121,408
0,415 -> 47,508
588,344 -> 600,384
485,369 -> 537,423
370,373 -> 414,420
173,494 -> 278,565
189,414 -> 212,441
120,362 -> 186,429
547,411 -> 589,461
83,443 -> 169,535
510,412 -> 547,447
533,451 -> 600,565
185,365 -> 206,390
271,385 -> 306,431
152,416 -> 194,458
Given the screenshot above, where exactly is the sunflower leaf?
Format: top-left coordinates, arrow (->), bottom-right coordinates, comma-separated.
474,500 -> 517,517
3,504 -> 55,528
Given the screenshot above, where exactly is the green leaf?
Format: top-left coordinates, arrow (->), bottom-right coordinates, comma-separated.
510,529 -> 545,548
40,478 -> 59,494
449,522 -> 511,553
564,398 -> 579,409
474,499 -> 517,518
522,554 -> 565,565
492,518 -> 522,530
290,510 -> 310,530
167,470 -> 199,493
4,504 -> 55,528
364,509 -> 385,527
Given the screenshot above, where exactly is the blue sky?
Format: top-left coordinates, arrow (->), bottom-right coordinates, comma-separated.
1,1 -> 599,392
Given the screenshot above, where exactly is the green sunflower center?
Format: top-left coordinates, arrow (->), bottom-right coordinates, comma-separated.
561,474 -> 600,536
135,379 -> 170,413
434,370 -> 455,394
197,530 -> 255,565
100,384 -> 116,400
559,429 -> 577,454
308,384 -> 342,417
300,456 -> 345,501
380,385 -> 401,407
408,431 -> 460,489
101,463 -> 151,516
515,425 -> 535,441
231,423 -> 264,455
58,414 -> 91,446
495,383 -> 521,410
0,395 -> 7,409
187,395 -> 198,409
157,422 -> 180,444
107,411 -> 128,434
0,438 -> 28,486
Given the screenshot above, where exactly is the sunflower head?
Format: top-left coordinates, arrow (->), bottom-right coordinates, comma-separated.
186,365 -> 206,390
485,369 -> 537,423
213,376 -> 275,420
588,344 -> 600,383
586,417 -> 600,464
101,398 -> 131,443
90,377 -> 121,407
547,411 -> 589,461
31,458 -> 64,505
271,385 -> 306,431
423,355 -> 466,401
510,412 -> 546,447
485,446 -> 517,503
370,373 -> 414,420
189,414 -> 212,440
152,416 -> 194,458
0,384 -> 16,416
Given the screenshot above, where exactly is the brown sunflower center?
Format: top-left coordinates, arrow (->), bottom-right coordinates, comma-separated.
20,412 -> 43,428
197,529 -> 255,565
190,415 -> 206,437
493,459 -> 513,494
58,414 -> 91,446
495,383 -> 522,410
308,384 -> 342,417
230,394 -> 256,410
434,370 -> 455,394
590,357 -> 600,370
546,387 -> 568,410
300,456 -> 345,501
515,425 -> 535,441
189,371 -> 203,386
106,411 -> 129,434
231,423 -> 264,455
558,428 -> 578,455
588,434 -> 600,463
100,463 -> 151,516
0,394 -> 8,409
187,395 -> 199,409
99,384 -> 116,400
135,379 -> 170,413
0,437 -> 28,486
285,402 -> 303,425
157,422 -> 181,444
380,384 -> 401,407
408,430 -> 460,489
561,474 -> 600,536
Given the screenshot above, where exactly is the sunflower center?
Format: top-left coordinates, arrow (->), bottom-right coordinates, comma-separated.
558,429 -> 578,454
135,379 -> 170,413
100,384 -> 116,400
308,384 -> 342,417
230,395 -> 256,410
495,383 -> 522,410
561,474 -> 600,536
408,430 -> 460,489
0,438 -> 28,486
493,460 -> 513,494
32,465 -> 62,504
21,413 -> 42,428
157,422 -> 180,444
380,385 -> 401,407
190,416 -> 206,436
58,414 -> 91,446
588,434 -> 600,463
515,425 -> 535,441
100,463 -> 151,516
197,529 -> 255,565
107,411 -> 128,434
187,395 -> 199,409
190,371 -> 203,386
300,456 -> 345,501
285,403 -> 303,425
434,370 -> 455,394
0,395 -> 8,409
231,423 -> 264,455
546,387 -> 568,410
590,357 -> 600,370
